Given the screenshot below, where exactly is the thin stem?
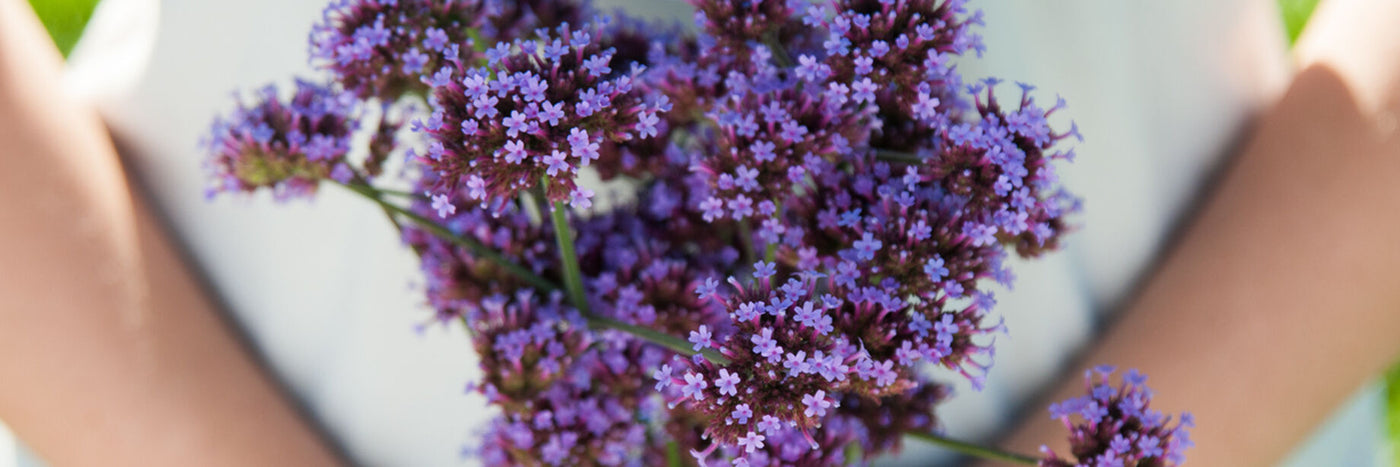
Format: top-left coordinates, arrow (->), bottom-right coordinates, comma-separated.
537,187 -> 729,366
737,220 -> 757,265
342,183 -> 1037,464
334,181 -> 559,292
546,196 -> 592,315
761,30 -> 794,68
374,188 -> 420,198
587,315 -> 731,366
904,431 -> 1038,465
874,148 -> 925,164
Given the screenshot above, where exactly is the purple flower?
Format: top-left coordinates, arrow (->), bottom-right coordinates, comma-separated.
431,193 -> 456,218
682,372 -> 708,401
750,328 -> 782,361
653,364 -> 674,391
203,80 -> 357,199
543,150 -> 570,177
569,187 -> 594,210
714,368 -> 740,396
1041,368 -> 1194,467
310,0 -> 485,100
416,20 -> 664,207
801,391 -> 831,418
689,325 -> 713,352
736,431 -> 765,453
924,255 -> 949,282
753,261 -> 776,279
852,232 -> 882,261
215,1 -> 1093,463
852,78 -> 877,104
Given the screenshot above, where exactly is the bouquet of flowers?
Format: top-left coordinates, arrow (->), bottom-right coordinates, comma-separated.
202,0 -> 1193,465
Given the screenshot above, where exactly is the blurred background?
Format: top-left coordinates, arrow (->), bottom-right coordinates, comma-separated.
4,0 -> 1398,465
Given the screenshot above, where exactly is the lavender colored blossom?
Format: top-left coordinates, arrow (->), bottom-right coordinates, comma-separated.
310,0 -> 486,100
204,0 -> 1108,464
203,79 -> 358,199
689,0 -> 800,57
416,20 -> 668,207
1040,367 -> 1194,467
480,0 -> 590,43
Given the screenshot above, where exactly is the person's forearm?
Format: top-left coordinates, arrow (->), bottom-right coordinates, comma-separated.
0,0 -> 341,465
1001,1 -> 1400,464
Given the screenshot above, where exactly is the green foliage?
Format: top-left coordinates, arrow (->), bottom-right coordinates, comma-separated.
1388,363 -> 1400,467
26,0 -> 101,58
1277,0 -> 1320,46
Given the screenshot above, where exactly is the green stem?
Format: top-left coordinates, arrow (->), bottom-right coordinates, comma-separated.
373,188 -> 419,198
587,315 -> 730,366
761,31 -> 794,68
343,183 -> 1036,464
335,181 -> 559,292
874,148 -> 925,164
904,431 -> 1038,465
546,197 -> 592,315
539,187 -> 729,366
737,220 -> 757,265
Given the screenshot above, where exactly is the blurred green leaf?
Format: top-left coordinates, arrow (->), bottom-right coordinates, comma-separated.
1388,363 -> 1400,467
1277,0 -> 1320,46
27,0 -> 101,58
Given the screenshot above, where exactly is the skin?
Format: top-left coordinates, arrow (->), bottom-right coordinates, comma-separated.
1,0 -> 1396,465
0,0 -> 342,465
999,0 -> 1400,465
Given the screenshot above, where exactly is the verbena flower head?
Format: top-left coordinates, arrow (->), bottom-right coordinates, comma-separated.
203,0 -> 1122,464
203,79 -> 358,200
415,20 -> 669,210
481,0 -> 592,42
311,0 -> 486,100
1041,367 -> 1195,467
803,0 -> 982,154
692,50 -> 873,222
923,81 -> 1081,257
404,176 -> 557,321
466,288 -> 675,464
817,0 -> 983,97
689,0 -> 799,55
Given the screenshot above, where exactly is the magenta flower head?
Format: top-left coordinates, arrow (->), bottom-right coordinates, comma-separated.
817,0 -> 983,96
689,0 -> 799,54
921,81 -> 1081,257
402,171 -> 557,319
203,79 -> 358,200
802,0 -> 983,153
310,0 -> 485,100
415,20 -> 669,208
199,0 -> 1139,464
692,51 -> 873,222
482,0 -> 591,42
1041,367 -> 1195,467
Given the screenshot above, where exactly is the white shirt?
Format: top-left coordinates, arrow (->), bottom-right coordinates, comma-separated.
0,1 -> 1379,466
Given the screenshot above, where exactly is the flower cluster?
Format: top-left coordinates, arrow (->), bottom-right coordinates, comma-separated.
691,50 -> 874,222
203,79 -> 358,200
415,21 -> 669,212
194,0 -> 1187,465
690,0 -> 800,55
1041,367 -> 1194,467
310,0 -> 486,100
806,0 -> 983,153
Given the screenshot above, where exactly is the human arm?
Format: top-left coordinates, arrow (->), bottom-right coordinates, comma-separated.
0,1 -> 343,465
999,0 -> 1400,464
